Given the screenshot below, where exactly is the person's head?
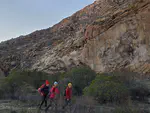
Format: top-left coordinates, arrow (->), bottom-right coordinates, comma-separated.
45,80 -> 50,86
68,83 -> 72,88
54,81 -> 58,87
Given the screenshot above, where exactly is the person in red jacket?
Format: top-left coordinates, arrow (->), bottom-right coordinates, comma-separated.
62,83 -> 72,109
45,81 -> 59,112
38,80 -> 50,109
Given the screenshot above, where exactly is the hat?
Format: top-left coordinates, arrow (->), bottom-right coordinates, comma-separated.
54,81 -> 58,85
45,80 -> 50,85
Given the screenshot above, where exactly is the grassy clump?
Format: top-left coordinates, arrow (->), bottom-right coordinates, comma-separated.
84,71 -> 150,104
84,74 -> 129,104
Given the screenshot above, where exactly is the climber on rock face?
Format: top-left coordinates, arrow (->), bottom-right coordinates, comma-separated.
38,80 -> 50,109
45,81 -> 60,112
62,83 -> 72,109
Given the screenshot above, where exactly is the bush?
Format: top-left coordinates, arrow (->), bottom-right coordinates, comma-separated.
66,66 -> 96,96
129,81 -> 150,102
108,71 -> 150,101
0,67 -> 96,99
0,69 -> 60,99
114,71 -> 150,102
84,70 -> 150,104
84,74 -> 129,104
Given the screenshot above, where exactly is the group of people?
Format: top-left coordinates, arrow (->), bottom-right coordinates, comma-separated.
38,80 -> 72,112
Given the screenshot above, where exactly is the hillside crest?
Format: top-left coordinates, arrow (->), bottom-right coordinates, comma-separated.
0,0 -> 150,76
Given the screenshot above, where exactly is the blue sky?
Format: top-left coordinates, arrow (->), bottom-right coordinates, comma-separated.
0,0 -> 94,42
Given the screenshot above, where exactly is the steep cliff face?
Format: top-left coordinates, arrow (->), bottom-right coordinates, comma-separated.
82,0 -> 150,74
0,0 -> 150,75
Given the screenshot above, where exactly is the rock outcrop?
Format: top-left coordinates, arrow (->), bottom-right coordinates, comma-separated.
82,0 -> 150,74
0,0 -> 150,75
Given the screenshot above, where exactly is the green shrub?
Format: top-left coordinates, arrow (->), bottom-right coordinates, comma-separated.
0,67 -> 96,99
84,74 -> 129,104
66,66 -> 96,96
0,69 -> 61,99
129,81 -> 150,102
113,71 -> 150,102
84,70 -> 150,104
108,71 -> 150,101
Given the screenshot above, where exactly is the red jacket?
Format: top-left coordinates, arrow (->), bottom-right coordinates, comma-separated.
49,86 -> 59,99
65,87 -> 72,99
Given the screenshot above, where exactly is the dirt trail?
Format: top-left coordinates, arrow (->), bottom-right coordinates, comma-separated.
0,100 -> 149,113
0,100 -> 38,112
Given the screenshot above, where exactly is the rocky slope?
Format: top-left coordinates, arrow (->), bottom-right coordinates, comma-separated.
0,0 -> 150,76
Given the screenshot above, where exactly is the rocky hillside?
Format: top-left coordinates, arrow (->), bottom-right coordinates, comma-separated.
0,0 -> 150,76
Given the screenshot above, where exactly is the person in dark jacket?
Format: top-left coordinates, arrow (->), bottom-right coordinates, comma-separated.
45,81 -> 59,112
38,80 -> 50,109
62,83 -> 72,109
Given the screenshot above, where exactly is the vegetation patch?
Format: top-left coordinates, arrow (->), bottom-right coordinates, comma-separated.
0,69 -> 60,100
84,74 -> 129,104
84,71 -> 150,104
62,66 -> 96,96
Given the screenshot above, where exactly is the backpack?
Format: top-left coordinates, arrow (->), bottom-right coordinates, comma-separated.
64,89 -> 66,96
41,84 -> 49,95
49,87 -> 56,96
52,87 -> 56,93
